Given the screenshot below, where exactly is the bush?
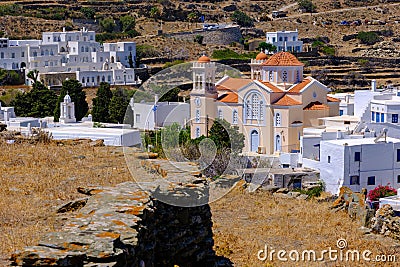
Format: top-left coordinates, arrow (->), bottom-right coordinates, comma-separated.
100,18 -> 116,33
367,184 -> 397,202
298,0 -> 317,12
231,10 -> 254,27
321,46 -> 335,56
357,31 -> 380,45
194,35 -> 204,45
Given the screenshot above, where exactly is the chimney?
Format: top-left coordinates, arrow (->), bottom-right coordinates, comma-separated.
63,27 -> 65,32
345,94 -> 350,103
371,79 -> 377,92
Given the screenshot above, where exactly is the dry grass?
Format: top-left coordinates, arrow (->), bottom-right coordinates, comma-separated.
210,182 -> 400,266
0,141 -> 133,263
1,141 -> 399,266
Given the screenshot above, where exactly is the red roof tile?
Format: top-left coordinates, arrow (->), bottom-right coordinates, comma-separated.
216,77 -> 252,92
262,51 -> 304,67
218,92 -> 238,103
288,78 -> 311,93
303,101 -> 330,110
273,95 -> 302,106
327,96 -> 341,102
258,81 -> 283,92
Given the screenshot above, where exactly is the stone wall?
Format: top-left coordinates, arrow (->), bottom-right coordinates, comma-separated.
10,182 -> 218,267
10,157 -> 236,267
165,26 -> 242,45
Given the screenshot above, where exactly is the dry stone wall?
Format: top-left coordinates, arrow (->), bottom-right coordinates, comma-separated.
165,26 -> 242,45
10,158 -> 237,267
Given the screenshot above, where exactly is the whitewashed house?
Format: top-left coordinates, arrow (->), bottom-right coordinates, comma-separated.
130,96 -> 190,130
302,133 -> 400,195
328,93 -> 354,116
266,30 -> 303,52
0,28 -> 140,87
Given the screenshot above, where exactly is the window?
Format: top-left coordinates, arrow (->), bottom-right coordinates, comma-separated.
218,109 -> 223,119
87,77 -> 89,83
293,36 -> 296,41
284,37 -> 288,41
372,111 -> 375,121
350,175 -> 360,185
82,77 -> 85,83
392,114 -> 398,123
275,113 -> 281,126
11,52 -> 15,58
381,113 -> 384,123
135,114 -> 140,123
269,71 -> 273,81
195,127 -> 201,138
376,112 -> 380,122
21,51 -> 24,57
33,51 -> 37,57
233,110 -> 238,124
340,110 -> 344,116
367,176 -> 376,186
0,52 -> 3,58
296,70 -> 300,82
397,149 -> 400,162
397,175 -> 400,183
354,152 -> 361,162
279,37 -> 283,41
252,94 -> 259,119
328,156 -> 331,163
282,71 -> 288,82
272,37 -> 276,42
195,109 -> 200,123
260,101 -> 264,120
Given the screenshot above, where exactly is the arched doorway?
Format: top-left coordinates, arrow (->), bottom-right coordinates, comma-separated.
250,130 -> 259,152
111,56 -> 115,63
20,62 -> 26,69
275,135 -> 281,152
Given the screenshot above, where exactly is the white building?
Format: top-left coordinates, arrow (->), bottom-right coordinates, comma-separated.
328,93 -> 354,116
302,135 -> 400,195
0,28 -> 140,87
266,30 -> 303,53
130,97 -> 190,130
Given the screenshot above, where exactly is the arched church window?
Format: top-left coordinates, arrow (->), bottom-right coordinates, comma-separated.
195,109 -> 200,123
269,71 -> 273,81
246,100 -> 252,119
218,109 -> 223,119
251,94 -> 259,119
233,110 -> 238,124
282,71 -> 288,82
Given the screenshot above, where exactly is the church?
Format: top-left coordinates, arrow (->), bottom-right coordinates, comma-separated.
189,51 -> 340,154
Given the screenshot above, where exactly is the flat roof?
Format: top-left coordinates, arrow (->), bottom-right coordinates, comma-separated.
324,137 -> 400,146
320,115 -> 360,122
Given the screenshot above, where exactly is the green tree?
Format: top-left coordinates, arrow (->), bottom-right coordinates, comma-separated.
231,10 -> 254,27
27,70 -> 39,83
128,52 -> 134,68
11,81 -> 57,117
54,79 -> 88,122
100,18 -> 116,33
194,34 -> 204,45
81,7 -> 96,19
258,42 -> 277,53
209,118 -> 245,154
150,7 -> 160,21
92,82 -> 113,122
120,15 -> 136,32
298,0 -> 317,13
187,12 -> 197,25
109,88 -> 129,123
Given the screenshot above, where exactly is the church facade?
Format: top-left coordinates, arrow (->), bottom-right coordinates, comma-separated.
189,51 -> 340,154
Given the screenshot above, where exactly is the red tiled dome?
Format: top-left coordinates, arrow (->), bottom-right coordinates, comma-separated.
255,51 -> 268,60
198,55 -> 211,63
262,51 -> 304,66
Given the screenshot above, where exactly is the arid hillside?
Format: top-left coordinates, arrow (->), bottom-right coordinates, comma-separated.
1,139 -> 399,266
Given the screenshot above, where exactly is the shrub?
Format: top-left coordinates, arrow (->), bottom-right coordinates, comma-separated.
194,35 -> 204,45
298,0 -> 317,13
231,10 -> 254,27
367,184 -> 397,202
357,31 -> 380,45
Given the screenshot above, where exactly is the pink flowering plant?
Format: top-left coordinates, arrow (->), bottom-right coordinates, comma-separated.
367,184 -> 397,202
